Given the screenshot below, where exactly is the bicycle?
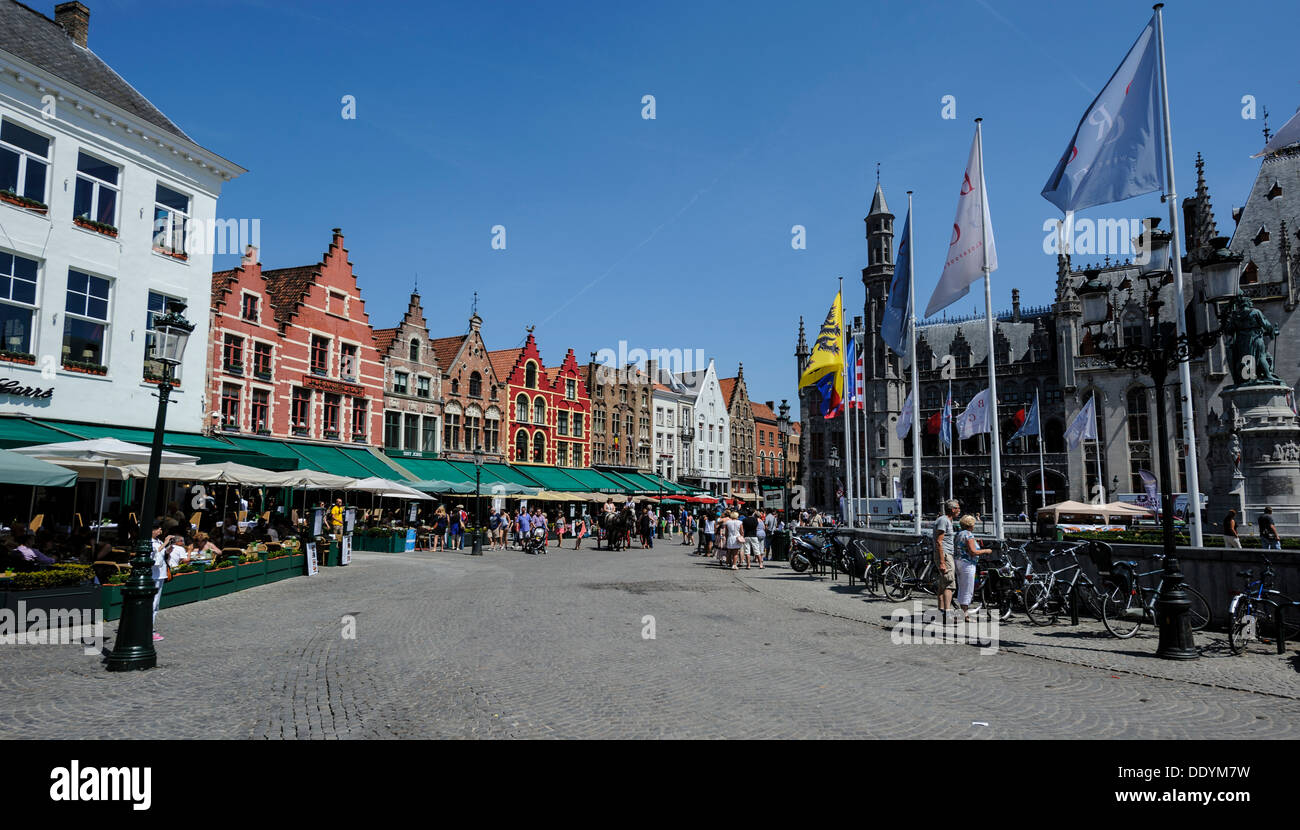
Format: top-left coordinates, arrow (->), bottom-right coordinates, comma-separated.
1020,543 -> 1117,626
1227,555 -> 1300,655
1102,551 -> 1211,639
881,539 -> 937,601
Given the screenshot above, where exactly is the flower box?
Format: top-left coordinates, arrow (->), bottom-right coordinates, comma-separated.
73,216 -> 119,237
254,370 -> 272,381
153,247 -> 189,262
201,563 -> 237,597
265,554 -> 295,583
159,570 -> 203,609
291,427 -> 309,437
0,349 -> 36,365
0,190 -> 48,214
234,558 -> 267,587
62,360 -> 108,376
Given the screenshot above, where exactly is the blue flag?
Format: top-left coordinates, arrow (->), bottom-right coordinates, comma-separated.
939,393 -> 953,448
1041,15 -> 1163,214
1011,392 -> 1040,440
845,336 -> 857,409
881,205 -> 911,363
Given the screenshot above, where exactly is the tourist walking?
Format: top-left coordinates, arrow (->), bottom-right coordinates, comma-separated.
1258,506 -> 1281,550
933,499 -> 960,624
953,515 -> 993,623
741,508 -> 763,569
573,513 -> 587,549
1223,509 -> 1241,549
699,512 -> 715,557
721,510 -> 745,570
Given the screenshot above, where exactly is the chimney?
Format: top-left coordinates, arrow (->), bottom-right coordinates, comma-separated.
55,2 -> 90,48
241,245 -> 258,268
1011,288 -> 1021,322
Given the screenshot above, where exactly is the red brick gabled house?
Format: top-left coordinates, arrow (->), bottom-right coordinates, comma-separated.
429,314 -> 504,462
207,229 -> 384,444
490,331 -> 591,467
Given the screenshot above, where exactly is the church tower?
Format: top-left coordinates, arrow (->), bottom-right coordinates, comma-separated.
862,181 -> 895,380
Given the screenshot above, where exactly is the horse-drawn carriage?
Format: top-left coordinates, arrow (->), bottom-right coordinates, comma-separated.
597,505 -> 636,551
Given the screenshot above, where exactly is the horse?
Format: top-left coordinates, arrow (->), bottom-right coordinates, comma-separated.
600,508 -> 635,551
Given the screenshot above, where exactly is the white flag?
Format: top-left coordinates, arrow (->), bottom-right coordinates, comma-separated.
925,128 -> 998,318
957,388 -> 992,440
896,389 -> 914,440
1065,395 -> 1098,449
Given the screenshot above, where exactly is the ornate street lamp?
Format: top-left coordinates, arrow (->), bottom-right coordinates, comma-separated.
106,303 -> 194,671
776,400 -> 792,520
472,444 -> 484,555
1079,226 -> 1234,660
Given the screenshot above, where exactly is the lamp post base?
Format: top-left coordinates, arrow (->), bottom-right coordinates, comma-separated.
105,552 -> 158,671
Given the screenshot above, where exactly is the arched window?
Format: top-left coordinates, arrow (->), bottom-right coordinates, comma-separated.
450,378 -> 458,395
515,430 -> 528,461
525,362 -> 537,389
532,431 -> 546,463
516,394 -> 529,423
469,372 -> 482,398
533,397 -> 546,424
409,338 -> 420,361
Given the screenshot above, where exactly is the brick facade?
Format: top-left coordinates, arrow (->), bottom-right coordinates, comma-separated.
491,331 -> 591,467
429,314 -> 505,463
374,292 -> 443,456
208,229 -> 383,444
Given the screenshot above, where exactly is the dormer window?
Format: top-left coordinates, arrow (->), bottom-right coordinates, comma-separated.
409,338 -> 420,361
525,361 -> 537,389
1253,226 -> 1270,246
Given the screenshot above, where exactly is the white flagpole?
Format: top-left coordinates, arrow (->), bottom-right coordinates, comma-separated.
947,377 -> 954,502
859,329 -> 871,507
907,192 -> 923,535
1153,3 -> 1204,546
848,342 -> 858,524
840,277 -> 854,527
975,119 -> 1005,539
1036,389 -> 1046,510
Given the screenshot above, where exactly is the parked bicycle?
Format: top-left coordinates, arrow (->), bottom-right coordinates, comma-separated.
1020,542 -> 1118,626
881,539 -> 936,601
1102,551 -> 1210,639
1227,555 -> 1300,655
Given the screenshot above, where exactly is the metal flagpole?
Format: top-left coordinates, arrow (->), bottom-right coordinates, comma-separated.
860,328 -> 871,504
947,377 -> 954,501
907,192 -> 923,535
1036,389 -> 1046,510
1095,437 -> 1106,504
975,119 -> 1005,539
848,331 -> 858,525
840,278 -> 854,527
1153,3 -> 1204,546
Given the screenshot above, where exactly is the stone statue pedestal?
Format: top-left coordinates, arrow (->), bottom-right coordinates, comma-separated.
1208,383 -> 1300,535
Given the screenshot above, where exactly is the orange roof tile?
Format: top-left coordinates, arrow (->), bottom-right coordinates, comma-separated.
211,268 -> 239,309
487,348 -> 524,385
429,334 -> 468,372
749,400 -> 777,421
719,377 -> 737,405
262,264 -> 320,328
373,327 -> 398,355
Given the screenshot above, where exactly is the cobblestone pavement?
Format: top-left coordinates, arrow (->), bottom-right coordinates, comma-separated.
1,540 -> 1297,739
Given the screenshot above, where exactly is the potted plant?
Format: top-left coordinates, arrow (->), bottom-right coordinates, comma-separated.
0,189 -> 48,214
73,215 -> 119,237
200,559 -> 237,598
62,359 -> 108,376
235,550 -> 267,587
0,349 -> 36,365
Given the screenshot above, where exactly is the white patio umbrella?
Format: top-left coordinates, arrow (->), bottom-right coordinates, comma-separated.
345,476 -> 434,500
10,438 -> 200,542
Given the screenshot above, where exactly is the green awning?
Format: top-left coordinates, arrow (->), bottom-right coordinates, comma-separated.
339,447 -> 401,478
389,458 -> 475,485
0,447 -> 76,487
34,421 -> 236,451
444,461 -> 540,489
282,443 -> 377,478
556,467 -> 630,492
0,418 -> 84,449
509,465 -> 589,491
596,470 -> 650,493
641,472 -> 691,494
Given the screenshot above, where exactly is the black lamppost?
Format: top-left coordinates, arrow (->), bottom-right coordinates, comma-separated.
1077,222 -> 1235,660
472,444 -> 484,555
106,303 -> 193,671
776,400 -> 792,520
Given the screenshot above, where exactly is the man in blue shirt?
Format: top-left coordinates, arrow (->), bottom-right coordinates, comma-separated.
517,510 -> 532,550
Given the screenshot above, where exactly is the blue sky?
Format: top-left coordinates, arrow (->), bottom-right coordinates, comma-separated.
77,0 -> 1298,414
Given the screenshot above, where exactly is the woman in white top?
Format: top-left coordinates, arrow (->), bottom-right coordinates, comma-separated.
722,510 -> 745,570
151,529 -> 187,642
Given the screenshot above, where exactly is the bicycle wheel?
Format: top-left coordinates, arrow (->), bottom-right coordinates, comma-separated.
1021,581 -> 1058,626
979,577 -> 1011,618
1102,582 -> 1143,639
882,563 -> 914,601
864,562 -> 882,596
1227,598 -> 1256,655
1186,587 -> 1212,632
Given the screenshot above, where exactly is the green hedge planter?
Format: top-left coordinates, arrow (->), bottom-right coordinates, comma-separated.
235,559 -> 268,588
203,565 -> 237,598
265,554 -> 295,583
353,532 -> 406,553
159,571 -> 203,609
101,559 -> 310,620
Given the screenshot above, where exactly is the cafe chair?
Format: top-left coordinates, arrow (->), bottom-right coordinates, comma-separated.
91,561 -> 126,582
190,512 -> 202,530
29,514 -> 44,532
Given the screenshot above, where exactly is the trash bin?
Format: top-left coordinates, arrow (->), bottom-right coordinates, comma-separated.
771,530 -> 790,561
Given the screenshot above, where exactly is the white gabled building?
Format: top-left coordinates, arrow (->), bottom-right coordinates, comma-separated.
0,1 -> 244,433
651,380 -> 693,484
665,359 -> 730,496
